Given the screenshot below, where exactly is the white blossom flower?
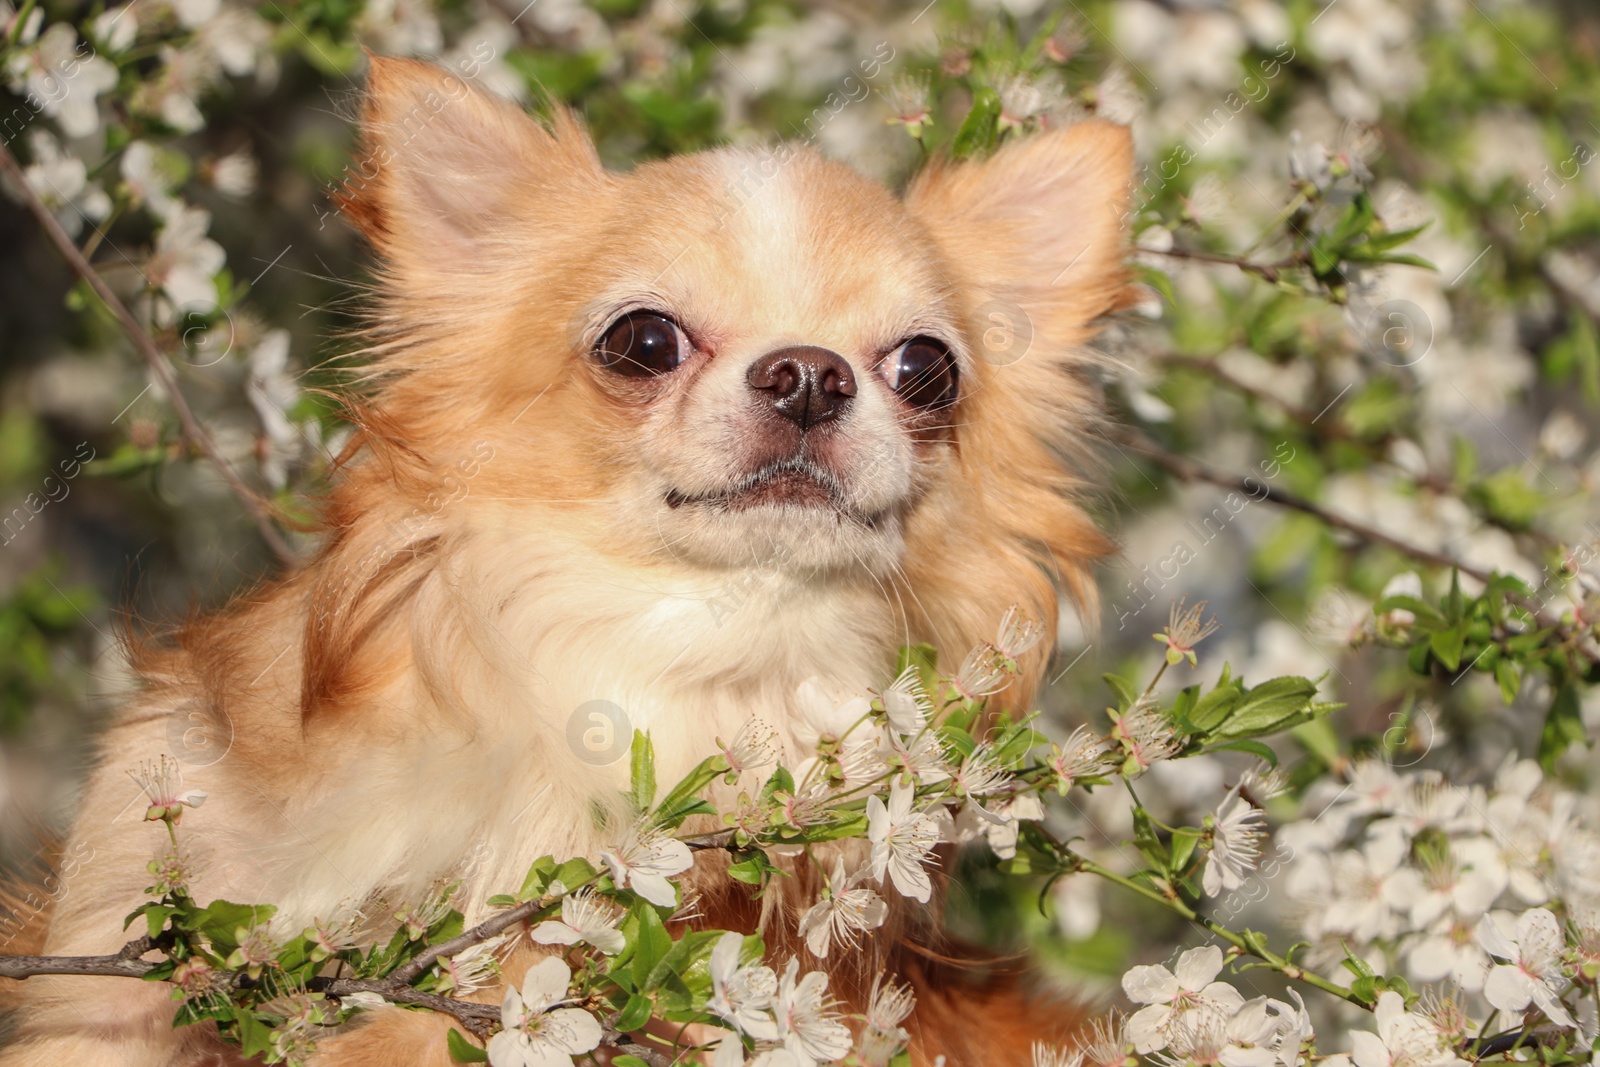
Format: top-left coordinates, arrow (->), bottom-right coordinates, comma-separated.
1154,597 -> 1220,666
1034,1043 -> 1085,1067
1369,773 -> 1481,847
20,131 -> 109,238
92,6 -> 139,53
1166,996 -> 1283,1067
994,605 -> 1046,660
1112,700 -> 1183,776
856,976 -> 915,1066
6,24 -> 117,137
246,329 -> 299,489
878,666 -> 931,734
128,754 -> 207,824
197,9 -> 272,77
797,858 -> 887,959
883,74 -> 930,138
1272,991 -> 1313,1067
135,45 -> 215,133
120,141 -> 180,222
486,957 -> 601,1067
148,206 -> 226,318
1122,945 -> 1245,1054
599,829 -> 693,908
1403,836 -> 1506,929
718,718 -> 779,775
1406,912 -> 1493,992
880,728 -> 951,785
953,744 -> 1012,800
1048,725 -> 1112,793
209,149 -> 258,198
714,1035 -> 799,1067
996,74 -> 1058,130
956,792 -> 1045,861
866,780 -> 942,903
774,958 -> 852,1067
793,678 -> 872,748
436,935 -> 504,995
952,643 -> 1008,700
169,0 -> 220,30
1476,908 -> 1576,1028
1340,990 -> 1467,1067
1203,785 -> 1268,897
708,932 -> 779,1041
1298,834 -> 1413,944
529,889 -> 624,955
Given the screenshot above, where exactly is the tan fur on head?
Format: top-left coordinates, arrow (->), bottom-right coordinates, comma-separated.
1,56 -> 1133,1067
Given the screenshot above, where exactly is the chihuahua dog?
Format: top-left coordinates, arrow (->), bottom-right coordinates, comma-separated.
1,56 -> 1133,1065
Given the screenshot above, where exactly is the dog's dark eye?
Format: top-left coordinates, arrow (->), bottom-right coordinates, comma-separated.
596,312 -> 687,376
883,337 -> 958,409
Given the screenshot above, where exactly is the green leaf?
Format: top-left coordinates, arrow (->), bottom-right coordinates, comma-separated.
630,731 -> 657,812
1468,469 -> 1543,531
1429,627 -> 1466,672
952,87 -> 1001,159
518,856 -> 557,901
1211,676 -> 1320,740
631,902 -> 673,989
1102,672 -> 1139,713
1201,738 -> 1279,765
643,928 -> 728,998
1291,717 -> 1341,766
1185,680 -> 1245,733
1538,684 -> 1586,773
553,857 -> 597,890
191,900 -> 277,953
447,1028 -> 490,1063
895,643 -> 940,695
653,755 -> 725,829
1494,660 -> 1522,704
1374,595 -> 1446,628
1169,828 -> 1202,872
614,1058 -> 653,1067
615,993 -> 654,1032
727,851 -> 778,885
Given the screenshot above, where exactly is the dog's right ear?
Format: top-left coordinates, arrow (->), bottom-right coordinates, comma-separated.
340,55 -> 604,271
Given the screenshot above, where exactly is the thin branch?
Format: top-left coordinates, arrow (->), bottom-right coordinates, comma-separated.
1145,245 -> 1305,284
389,898 -> 545,984
1117,427 -> 1600,667
0,935 -> 501,1038
0,142 -> 297,568
1114,426 -> 1494,582
313,977 -> 500,1038
0,945 -> 153,979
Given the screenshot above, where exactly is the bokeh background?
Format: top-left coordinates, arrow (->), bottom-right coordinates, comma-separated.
2,0 -> 1599,1018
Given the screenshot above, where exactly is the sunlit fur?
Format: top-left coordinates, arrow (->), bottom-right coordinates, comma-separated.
0,58 -> 1134,1066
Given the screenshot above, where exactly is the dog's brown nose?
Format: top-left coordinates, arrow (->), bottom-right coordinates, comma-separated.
746,346 -> 857,430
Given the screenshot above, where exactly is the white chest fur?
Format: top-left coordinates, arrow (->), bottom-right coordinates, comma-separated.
205,523 -> 900,935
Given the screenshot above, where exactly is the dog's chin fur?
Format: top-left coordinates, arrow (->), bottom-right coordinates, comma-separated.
1,57 -> 1137,1067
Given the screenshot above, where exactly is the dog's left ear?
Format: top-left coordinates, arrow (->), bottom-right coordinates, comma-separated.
904,120 -> 1137,333
898,122 -> 1135,699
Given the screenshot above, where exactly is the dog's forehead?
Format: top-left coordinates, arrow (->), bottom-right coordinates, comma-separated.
613,147 -> 950,347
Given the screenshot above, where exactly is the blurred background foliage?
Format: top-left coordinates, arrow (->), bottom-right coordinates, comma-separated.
2,0 -> 1599,1007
